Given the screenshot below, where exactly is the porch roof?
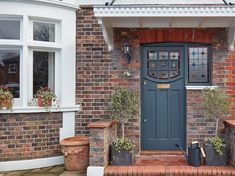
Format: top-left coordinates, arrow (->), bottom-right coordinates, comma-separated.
93,4 -> 235,51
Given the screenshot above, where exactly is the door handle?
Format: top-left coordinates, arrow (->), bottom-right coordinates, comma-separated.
143,119 -> 147,122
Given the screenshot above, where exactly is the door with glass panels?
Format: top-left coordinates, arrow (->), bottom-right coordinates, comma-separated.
141,46 -> 186,150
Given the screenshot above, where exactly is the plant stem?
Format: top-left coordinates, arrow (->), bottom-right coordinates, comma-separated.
122,123 -> 125,139
215,119 -> 219,137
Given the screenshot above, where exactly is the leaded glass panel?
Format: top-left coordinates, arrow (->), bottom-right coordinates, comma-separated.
159,51 -> 168,60
170,61 -> 178,69
158,61 -> 168,70
159,71 -> 168,79
148,51 -> 157,60
148,61 -> 157,69
188,47 -> 209,83
148,70 -> 158,78
170,71 -> 179,78
170,52 -> 179,60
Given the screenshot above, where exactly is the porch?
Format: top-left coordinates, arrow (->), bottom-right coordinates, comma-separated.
105,152 -> 235,175
87,120 -> 235,176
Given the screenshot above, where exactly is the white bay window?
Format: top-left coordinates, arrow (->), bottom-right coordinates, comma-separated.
0,1 -> 78,113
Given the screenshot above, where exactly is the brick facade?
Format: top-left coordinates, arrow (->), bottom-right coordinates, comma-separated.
0,113 -> 62,161
76,8 -> 235,152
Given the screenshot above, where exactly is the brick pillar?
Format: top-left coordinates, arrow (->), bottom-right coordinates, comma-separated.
88,120 -> 117,167
224,120 -> 235,166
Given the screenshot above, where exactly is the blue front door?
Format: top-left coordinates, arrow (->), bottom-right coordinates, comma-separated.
141,45 -> 186,150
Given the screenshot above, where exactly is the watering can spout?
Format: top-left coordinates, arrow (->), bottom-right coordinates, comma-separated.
175,143 -> 188,160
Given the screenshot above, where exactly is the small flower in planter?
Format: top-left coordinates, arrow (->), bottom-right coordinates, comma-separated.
0,85 -> 13,110
35,86 -> 58,110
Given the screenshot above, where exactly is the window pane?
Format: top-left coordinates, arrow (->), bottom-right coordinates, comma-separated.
148,51 -> 157,60
33,22 -> 55,42
159,51 -> 168,60
33,51 -> 55,95
0,20 -> 20,40
148,70 -> 158,78
188,47 -> 209,83
0,50 -> 20,98
148,61 -> 157,69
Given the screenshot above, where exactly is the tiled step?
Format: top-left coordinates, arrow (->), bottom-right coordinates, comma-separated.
104,165 -> 235,176
135,154 -> 187,166
141,150 -> 182,155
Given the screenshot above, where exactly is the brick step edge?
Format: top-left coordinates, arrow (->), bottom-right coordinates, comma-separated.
104,165 -> 235,176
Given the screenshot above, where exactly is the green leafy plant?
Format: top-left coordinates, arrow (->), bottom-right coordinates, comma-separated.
202,88 -> 231,156
0,85 -> 13,109
113,138 -> 135,153
207,137 -> 225,156
107,87 -> 139,138
34,86 -> 58,110
202,88 -> 231,137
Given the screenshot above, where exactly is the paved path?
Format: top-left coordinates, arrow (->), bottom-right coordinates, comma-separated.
0,165 -> 86,176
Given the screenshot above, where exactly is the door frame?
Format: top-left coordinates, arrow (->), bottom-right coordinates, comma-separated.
140,42 -> 188,151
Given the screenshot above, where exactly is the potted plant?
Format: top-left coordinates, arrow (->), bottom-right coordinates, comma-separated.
35,86 -> 57,110
202,88 -> 231,166
0,85 -> 13,110
107,87 -> 139,165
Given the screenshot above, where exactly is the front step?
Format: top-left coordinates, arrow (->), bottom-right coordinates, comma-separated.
104,165 -> 235,176
141,150 -> 183,155
135,154 -> 187,166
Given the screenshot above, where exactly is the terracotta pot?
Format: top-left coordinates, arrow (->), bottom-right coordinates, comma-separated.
37,96 -> 52,107
0,98 -> 12,109
60,136 -> 89,171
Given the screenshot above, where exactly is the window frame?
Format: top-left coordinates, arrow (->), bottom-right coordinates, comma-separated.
186,44 -> 212,86
0,47 -> 23,106
30,19 -> 59,44
0,17 -> 23,42
28,49 -> 60,103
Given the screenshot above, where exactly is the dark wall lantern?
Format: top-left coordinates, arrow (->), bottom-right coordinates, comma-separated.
123,41 -> 131,63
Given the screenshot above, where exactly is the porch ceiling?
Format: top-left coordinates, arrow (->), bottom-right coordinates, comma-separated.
94,5 -> 235,51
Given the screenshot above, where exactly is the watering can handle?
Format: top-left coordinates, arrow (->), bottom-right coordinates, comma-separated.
200,147 -> 206,158
191,141 -> 198,144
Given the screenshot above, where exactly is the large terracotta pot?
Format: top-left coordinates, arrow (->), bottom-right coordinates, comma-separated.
60,136 -> 89,171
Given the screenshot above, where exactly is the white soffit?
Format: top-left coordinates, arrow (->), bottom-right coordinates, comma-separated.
79,0 -> 235,5
93,4 -> 235,51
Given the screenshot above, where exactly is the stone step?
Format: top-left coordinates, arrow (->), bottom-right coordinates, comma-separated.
104,165 -> 235,176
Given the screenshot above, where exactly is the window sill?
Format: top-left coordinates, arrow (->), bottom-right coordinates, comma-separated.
0,105 -> 80,114
186,85 -> 218,90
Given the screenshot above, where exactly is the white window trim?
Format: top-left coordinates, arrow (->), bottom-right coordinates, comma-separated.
0,105 -> 81,113
0,2 -> 78,113
186,85 -> 218,90
0,16 -> 23,42
28,49 -> 61,104
29,18 -> 61,45
0,47 -> 23,107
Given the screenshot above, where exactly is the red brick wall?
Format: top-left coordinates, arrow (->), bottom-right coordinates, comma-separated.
76,7 -> 234,151
0,113 -> 62,161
